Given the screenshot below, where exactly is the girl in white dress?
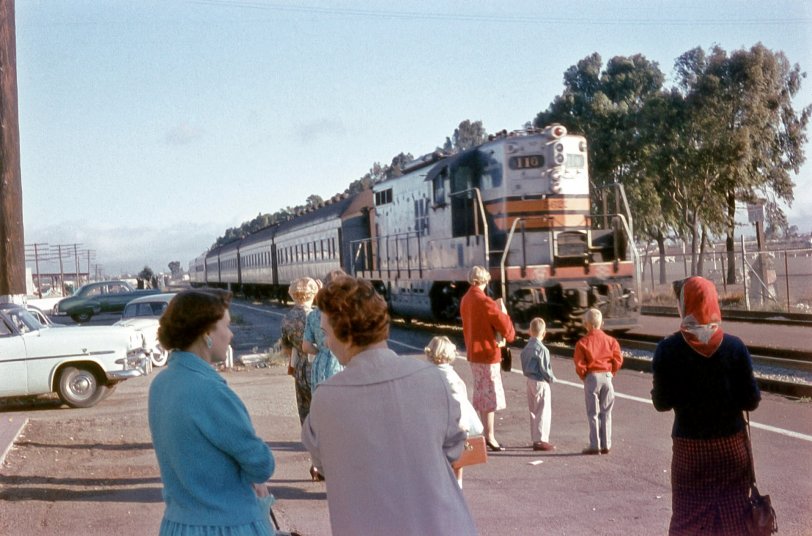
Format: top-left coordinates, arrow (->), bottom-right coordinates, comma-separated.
425,336 -> 484,487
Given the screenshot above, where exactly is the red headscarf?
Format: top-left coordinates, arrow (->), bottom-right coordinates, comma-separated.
677,276 -> 724,357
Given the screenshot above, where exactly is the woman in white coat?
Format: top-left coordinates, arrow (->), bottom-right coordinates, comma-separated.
301,276 -> 477,536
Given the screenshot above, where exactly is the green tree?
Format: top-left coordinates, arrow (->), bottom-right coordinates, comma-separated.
673,44 -> 810,279
306,194 -> 324,208
451,120 -> 487,151
534,53 -> 670,278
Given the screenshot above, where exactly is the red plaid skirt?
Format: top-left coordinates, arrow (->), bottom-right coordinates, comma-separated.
669,429 -> 751,535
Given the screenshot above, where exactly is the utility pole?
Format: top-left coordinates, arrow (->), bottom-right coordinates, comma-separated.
83,249 -> 95,282
0,0 -> 24,303
71,243 -> 82,288
52,244 -> 67,295
25,242 -> 48,297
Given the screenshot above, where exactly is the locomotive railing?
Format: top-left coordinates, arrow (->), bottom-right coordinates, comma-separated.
350,230 -> 423,280
596,183 -> 635,241
352,187 -> 490,281
498,213 -> 641,301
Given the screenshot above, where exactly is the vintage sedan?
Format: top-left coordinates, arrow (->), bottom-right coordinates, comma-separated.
114,293 -> 175,367
0,304 -> 149,408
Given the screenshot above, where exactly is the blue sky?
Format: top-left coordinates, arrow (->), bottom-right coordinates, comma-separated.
17,0 -> 812,275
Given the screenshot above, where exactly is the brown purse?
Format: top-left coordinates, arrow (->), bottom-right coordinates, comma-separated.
452,435 -> 488,469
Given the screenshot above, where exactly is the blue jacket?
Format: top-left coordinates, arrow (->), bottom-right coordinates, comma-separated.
148,351 -> 274,526
520,338 -> 556,383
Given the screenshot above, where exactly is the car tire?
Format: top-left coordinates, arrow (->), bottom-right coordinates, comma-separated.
57,366 -> 109,408
71,311 -> 93,323
151,348 -> 169,367
99,384 -> 118,401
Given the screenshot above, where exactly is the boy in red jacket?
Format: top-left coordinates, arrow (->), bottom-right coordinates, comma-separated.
573,308 -> 623,455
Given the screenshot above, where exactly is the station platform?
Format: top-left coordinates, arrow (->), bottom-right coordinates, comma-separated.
0,414 -> 27,466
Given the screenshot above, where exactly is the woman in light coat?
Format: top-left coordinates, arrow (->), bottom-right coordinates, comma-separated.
301,276 -> 477,536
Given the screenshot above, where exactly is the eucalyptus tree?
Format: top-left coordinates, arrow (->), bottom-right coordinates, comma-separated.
673,44 -> 810,281
451,119 -> 487,151
533,53 -> 669,276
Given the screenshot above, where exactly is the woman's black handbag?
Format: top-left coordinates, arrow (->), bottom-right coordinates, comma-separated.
745,484 -> 777,535
744,412 -> 778,535
500,346 -> 512,372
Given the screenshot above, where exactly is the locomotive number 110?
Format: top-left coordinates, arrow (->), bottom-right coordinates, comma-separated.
509,155 -> 545,170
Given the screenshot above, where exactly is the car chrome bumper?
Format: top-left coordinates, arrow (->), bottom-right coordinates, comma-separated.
114,351 -> 150,377
107,369 -> 145,380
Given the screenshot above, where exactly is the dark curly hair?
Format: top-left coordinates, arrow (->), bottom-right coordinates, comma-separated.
158,289 -> 232,351
315,276 -> 389,347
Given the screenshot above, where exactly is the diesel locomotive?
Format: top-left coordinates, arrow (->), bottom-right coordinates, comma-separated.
190,125 -> 640,334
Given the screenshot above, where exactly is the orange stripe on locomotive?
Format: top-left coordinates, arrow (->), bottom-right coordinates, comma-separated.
483,195 -> 591,231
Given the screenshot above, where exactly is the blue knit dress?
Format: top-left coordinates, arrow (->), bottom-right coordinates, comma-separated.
149,351 -> 275,536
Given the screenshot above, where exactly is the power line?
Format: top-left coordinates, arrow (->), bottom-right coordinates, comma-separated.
192,0 -> 812,27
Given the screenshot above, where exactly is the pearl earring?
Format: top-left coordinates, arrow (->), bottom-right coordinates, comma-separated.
205,335 -> 213,349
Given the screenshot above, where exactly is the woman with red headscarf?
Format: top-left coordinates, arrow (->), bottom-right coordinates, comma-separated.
651,277 -> 761,535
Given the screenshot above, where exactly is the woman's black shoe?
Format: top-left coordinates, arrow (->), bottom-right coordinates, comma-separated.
486,440 -> 505,452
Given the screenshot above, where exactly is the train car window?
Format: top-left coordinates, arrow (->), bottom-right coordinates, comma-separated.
0,319 -> 11,336
481,151 -> 504,189
433,169 -> 447,206
375,189 -> 393,206
450,164 -> 481,237
414,199 -> 429,236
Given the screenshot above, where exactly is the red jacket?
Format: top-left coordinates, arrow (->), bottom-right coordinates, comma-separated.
573,328 -> 623,380
460,286 -> 515,365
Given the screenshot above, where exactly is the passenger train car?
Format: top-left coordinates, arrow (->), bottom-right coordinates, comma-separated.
190,125 -> 639,333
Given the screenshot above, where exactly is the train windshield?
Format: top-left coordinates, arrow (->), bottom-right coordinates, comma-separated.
566,153 -> 585,169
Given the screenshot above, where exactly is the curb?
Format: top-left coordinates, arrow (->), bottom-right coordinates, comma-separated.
0,415 -> 28,466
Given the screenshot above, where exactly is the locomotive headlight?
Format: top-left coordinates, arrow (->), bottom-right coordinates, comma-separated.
555,153 -> 565,164
555,143 -> 564,152
579,140 -> 586,152
550,171 -> 562,194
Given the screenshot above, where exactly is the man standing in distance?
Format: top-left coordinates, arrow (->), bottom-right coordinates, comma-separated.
460,265 -> 515,451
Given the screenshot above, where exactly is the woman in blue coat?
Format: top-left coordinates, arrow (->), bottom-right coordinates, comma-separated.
149,289 -> 275,536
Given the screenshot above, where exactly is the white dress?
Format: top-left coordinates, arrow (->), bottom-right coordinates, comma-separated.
437,363 -> 484,436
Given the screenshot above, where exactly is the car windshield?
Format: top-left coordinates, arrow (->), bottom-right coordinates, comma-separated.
1,308 -> 44,333
122,301 -> 167,319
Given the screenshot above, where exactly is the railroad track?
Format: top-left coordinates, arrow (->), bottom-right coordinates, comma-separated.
617,333 -> 812,370
641,305 -> 812,327
614,333 -> 812,399
390,317 -> 812,399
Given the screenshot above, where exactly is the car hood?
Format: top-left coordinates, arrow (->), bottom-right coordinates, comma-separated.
34,325 -> 140,350
113,318 -> 160,331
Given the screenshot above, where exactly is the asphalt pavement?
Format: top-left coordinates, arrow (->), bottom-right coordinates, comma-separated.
0,414 -> 27,466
